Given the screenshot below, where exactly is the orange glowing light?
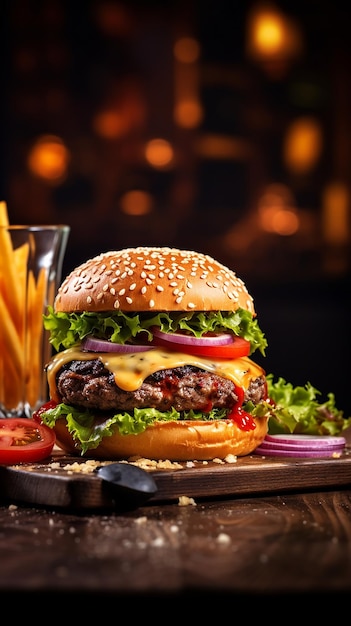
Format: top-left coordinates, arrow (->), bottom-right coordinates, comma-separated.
27,135 -> 69,181
195,134 -> 251,159
258,184 -> 300,235
322,183 -> 349,244
93,109 -> 129,139
120,190 -> 154,216
173,37 -> 201,64
174,100 -> 203,128
246,4 -> 302,77
144,139 -> 174,168
254,12 -> 284,55
284,117 -> 322,173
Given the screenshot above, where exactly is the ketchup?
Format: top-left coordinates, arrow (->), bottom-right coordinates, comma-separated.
227,385 -> 256,432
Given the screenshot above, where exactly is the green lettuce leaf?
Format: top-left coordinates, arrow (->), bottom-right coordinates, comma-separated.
265,374 -> 351,436
41,403 -> 230,455
43,306 -> 268,356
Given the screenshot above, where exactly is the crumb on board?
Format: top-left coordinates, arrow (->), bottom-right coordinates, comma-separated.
134,516 -> 148,524
332,452 -> 342,458
212,454 -> 237,465
11,453 -> 237,474
216,532 -> 231,544
178,495 -> 197,506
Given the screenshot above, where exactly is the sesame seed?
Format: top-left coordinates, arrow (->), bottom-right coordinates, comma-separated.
141,286 -> 147,294
126,297 -> 133,304
130,283 -> 136,290
187,302 -> 196,309
86,296 -> 92,304
110,288 -> 116,295
149,299 -> 155,307
156,285 -> 164,292
119,288 -> 126,296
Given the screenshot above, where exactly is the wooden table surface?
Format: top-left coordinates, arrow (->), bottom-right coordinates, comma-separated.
1,484 -> 351,606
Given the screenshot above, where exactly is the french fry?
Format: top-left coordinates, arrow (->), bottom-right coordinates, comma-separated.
0,203 -> 62,413
0,201 -> 9,227
26,268 -> 47,407
0,291 -> 24,408
0,292 -> 24,375
14,242 -> 29,344
0,202 -> 26,411
0,212 -> 23,334
3,353 -> 24,409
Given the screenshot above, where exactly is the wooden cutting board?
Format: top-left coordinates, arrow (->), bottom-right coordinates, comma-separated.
1,446 -> 351,511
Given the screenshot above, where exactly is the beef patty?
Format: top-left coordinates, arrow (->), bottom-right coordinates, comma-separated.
55,359 -> 266,413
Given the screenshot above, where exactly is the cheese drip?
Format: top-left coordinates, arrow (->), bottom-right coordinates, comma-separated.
47,346 -> 265,401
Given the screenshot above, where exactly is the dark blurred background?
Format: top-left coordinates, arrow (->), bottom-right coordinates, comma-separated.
1,0 -> 350,416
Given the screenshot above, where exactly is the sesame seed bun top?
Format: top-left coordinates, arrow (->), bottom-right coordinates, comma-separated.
54,246 -> 256,315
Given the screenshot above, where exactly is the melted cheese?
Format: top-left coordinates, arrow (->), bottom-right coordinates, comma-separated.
47,346 -> 265,401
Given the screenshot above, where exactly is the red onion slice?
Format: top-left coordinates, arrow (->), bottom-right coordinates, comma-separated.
253,446 -> 345,458
151,327 -> 234,347
253,433 -> 346,458
81,336 -> 154,354
264,434 -> 346,450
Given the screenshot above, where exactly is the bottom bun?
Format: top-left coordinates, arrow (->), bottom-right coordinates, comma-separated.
53,416 -> 269,461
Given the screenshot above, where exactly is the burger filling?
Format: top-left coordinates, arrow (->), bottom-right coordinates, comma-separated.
56,360 -> 267,413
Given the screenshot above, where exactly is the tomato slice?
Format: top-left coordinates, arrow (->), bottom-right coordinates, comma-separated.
152,335 -> 250,359
0,418 -> 56,464
32,400 -> 57,423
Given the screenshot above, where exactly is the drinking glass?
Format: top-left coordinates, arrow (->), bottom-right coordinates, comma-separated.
0,225 -> 70,417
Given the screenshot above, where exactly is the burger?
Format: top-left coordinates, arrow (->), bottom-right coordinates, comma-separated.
39,246 -> 270,461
